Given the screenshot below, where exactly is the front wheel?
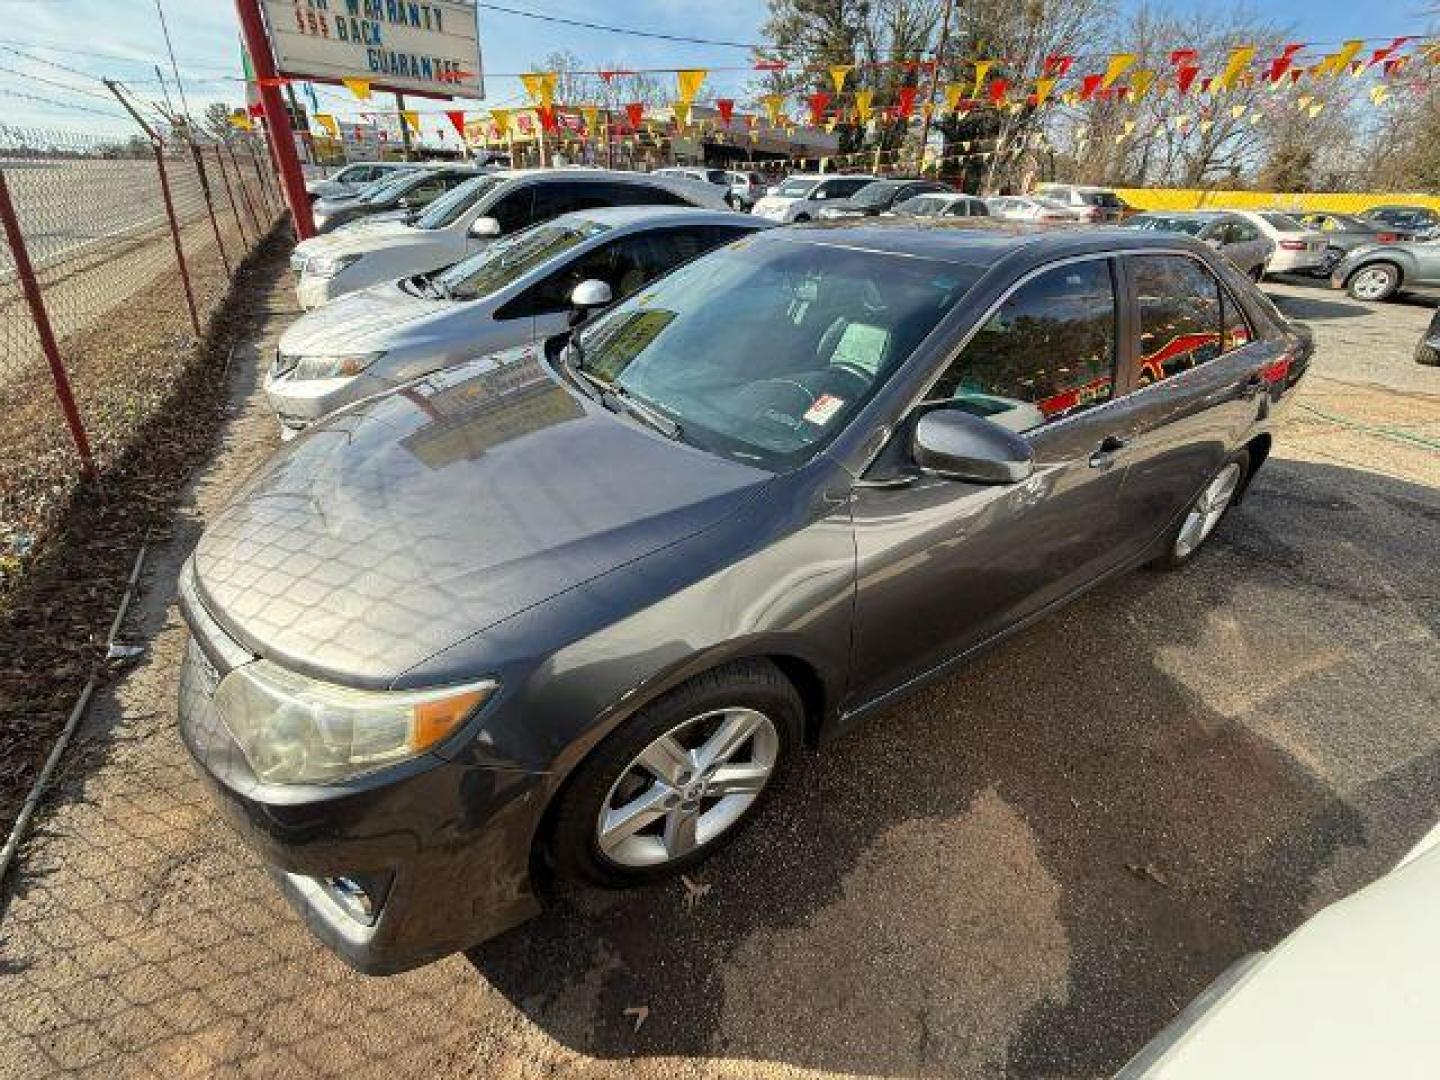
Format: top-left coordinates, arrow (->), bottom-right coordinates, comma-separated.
1347,263 -> 1400,301
550,660 -> 803,886
1153,451 -> 1249,570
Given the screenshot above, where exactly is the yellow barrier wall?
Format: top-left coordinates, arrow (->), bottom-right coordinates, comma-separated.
1114,188 -> 1440,215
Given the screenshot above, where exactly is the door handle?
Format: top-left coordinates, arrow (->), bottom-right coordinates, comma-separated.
1089,434 -> 1129,468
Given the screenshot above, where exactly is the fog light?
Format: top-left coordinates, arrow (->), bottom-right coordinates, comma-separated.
327,876 -> 376,923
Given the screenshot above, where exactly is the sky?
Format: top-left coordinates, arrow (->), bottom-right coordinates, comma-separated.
0,0 -> 1431,143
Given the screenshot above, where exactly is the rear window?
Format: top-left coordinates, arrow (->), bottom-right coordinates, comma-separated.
1081,192 -> 1122,207
1260,213 -> 1302,230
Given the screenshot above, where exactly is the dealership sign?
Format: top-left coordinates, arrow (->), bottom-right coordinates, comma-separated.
263,0 -> 484,99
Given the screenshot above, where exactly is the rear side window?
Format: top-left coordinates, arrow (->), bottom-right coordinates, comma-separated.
605,182 -> 693,207
1130,255 -> 1240,384
819,177 -> 872,200
927,259 -> 1117,432
486,184 -> 535,233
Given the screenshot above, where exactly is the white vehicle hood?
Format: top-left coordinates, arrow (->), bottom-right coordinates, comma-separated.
293,223 -> 442,264
277,281 -> 450,355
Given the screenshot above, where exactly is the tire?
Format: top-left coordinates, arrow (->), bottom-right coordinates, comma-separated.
1416,340 -> 1440,367
1248,263 -> 1265,283
1152,450 -> 1250,571
793,213 -> 811,223
550,659 -> 804,887
1347,262 -> 1401,302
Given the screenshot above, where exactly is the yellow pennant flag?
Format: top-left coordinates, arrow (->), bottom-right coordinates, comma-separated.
1200,119 -> 1214,133
944,82 -> 965,111
1249,111 -> 1262,125
829,65 -> 853,94
400,110 -> 420,134
314,113 -> 338,138
1172,113 -> 1191,131
1102,52 -> 1136,89
1034,77 -> 1057,105
1230,104 -> 1247,120
1129,70 -> 1154,101
521,72 -> 557,107
971,60 -> 994,99
489,108 -> 511,138
1308,102 -> 1325,118
229,110 -> 252,131
1216,45 -> 1255,90
342,78 -> 371,101
581,105 -> 599,132
824,116 -> 838,133
676,69 -> 707,104
672,101 -> 691,129
1369,85 -> 1390,106
762,93 -> 785,126
1315,40 -> 1362,78
1061,91 -> 1079,107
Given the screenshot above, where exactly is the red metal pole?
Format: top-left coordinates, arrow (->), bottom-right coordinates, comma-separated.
212,143 -> 250,247
190,143 -> 231,276
233,0 -> 315,237
154,145 -> 202,339
0,170 -> 98,483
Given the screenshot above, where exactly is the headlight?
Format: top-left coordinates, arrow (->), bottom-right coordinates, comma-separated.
288,352 -> 384,381
213,659 -> 499,784
819,208 -> 857,219
307,253 -> 362,278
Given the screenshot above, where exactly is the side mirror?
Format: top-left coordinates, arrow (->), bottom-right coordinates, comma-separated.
911,408 -> 1034,484
568,278 -> 613,326
469,216 -> 501,238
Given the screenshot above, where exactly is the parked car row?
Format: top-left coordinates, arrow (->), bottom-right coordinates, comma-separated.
179,163 -> 1316,976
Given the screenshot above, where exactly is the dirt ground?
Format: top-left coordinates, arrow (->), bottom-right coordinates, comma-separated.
0,266 -> 1436,1079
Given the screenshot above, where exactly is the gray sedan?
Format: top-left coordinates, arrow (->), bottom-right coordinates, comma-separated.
1124,212 -> 1273,280
267,206 -> 767,435
1331,237 -> 1440,302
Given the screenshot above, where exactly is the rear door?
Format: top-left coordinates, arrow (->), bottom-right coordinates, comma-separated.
1116,252 -> 1268,546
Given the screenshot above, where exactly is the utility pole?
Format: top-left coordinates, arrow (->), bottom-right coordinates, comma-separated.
395,92 -> 413,160
233,0 -> 315,236
918,0 -> 955,175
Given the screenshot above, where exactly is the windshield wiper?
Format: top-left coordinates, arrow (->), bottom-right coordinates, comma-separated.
564,342 -> 680,439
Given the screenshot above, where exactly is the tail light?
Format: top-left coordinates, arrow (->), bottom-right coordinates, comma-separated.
1279,240 -> 1307,251
1377,232 -> 1399,242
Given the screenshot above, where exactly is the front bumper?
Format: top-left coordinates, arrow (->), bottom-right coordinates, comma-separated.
295,273 -> 343,310
177,571 -> 547,974
263,364 -> 395,433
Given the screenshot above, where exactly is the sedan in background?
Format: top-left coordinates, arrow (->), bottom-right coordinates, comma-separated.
986,195 -> 1085,222
1227,210 -> 1326,276
1330,236 -> 1440,301
1360,204 -> 1440,240
1296,212 -> 1412,276
817,177 -> 953,220
727,170 -> 766,210
291,168 -> 729,308
267,207 -> 766,436
890,193 -> 990,219
1124,212 -> 1273,280
1033,183 -> 1131,222
750,173 -> 876,222
305,162 -> 416,203
311,165 -> 481,233
180,222 -> 1308,974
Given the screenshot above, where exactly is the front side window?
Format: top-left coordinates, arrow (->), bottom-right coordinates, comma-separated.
415,175 -> 506,230
571,235 -> 979,470
776,178 -> 819,198
1131,255 -> 1235,385
819,177 -> 872,200
434,220 -> 610,301
928,260 -> 1117,432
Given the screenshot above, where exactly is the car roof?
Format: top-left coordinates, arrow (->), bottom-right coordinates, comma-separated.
779,218 -> 1207,269
557,206 -> 759,229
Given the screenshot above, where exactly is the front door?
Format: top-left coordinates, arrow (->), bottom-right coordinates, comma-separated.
849,256 -> 1143,707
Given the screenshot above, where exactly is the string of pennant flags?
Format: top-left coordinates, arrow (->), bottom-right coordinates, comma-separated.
232,33 -> 1440,148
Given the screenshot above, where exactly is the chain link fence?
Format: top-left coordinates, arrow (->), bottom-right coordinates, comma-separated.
0,126 -> 284,570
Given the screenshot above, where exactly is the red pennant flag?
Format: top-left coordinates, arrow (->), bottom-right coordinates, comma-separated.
1288,67 -> 1305,84
1176,65 -> 1201,94
1169,49 -> 1198,67
445,110 -> 466,138
716,98 -> 735,124
1370,37 -> 1412,67
247,102 -> 264,117
1043,54 -> 1074,77
896,85 -> 918,117
988,79 -> 1008,105
1200,76 -> 1213,93
1267,43 -> 1304,82
753,59 -> 785,71
624,102 -> 644,130
1383,57 -> 1404,77
537,105 -> 559,133
599,70 -> 617,84
806,91 -> 830,126
1079,73 -> 1103,100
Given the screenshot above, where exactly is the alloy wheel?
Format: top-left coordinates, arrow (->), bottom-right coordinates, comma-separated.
596,707 -> 779,868
1174,463 -> 1242,560
1350,266 -> 1395,301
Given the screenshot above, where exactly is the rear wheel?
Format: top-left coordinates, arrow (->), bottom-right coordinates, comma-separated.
1416,340 -> 1440,367
550,660 -> 803,886
1153,451 -> 1249,570
1347,263 -> 1400,301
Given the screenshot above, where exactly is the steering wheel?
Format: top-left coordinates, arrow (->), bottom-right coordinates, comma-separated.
731,378 -> 818,431
826,361 -> 874,394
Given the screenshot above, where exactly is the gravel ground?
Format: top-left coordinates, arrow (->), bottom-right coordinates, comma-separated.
0,267 -> 1435,1079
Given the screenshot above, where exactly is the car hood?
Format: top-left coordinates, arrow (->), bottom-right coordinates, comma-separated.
332,209 -> 412,232
295,224 -> 437,262
293,219 -> 414,259
193,347 -> 771,686
277,280 -> 450,355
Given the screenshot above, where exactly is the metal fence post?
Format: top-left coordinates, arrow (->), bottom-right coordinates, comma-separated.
225,142 -> 264,237
189,143 -> 230,276
211,144 -> 250,247
0,169 -> 98,483
152,145 -> 202,340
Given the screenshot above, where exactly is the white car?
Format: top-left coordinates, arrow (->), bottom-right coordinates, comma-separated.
888,193 -> 991,219
727,170 -> 766,210
750,173 -> 876,223
652,166 -> 737,206
1227,210 -> 1328,275
986,195 -> 1087,222
290,168 -> 730,309
1119,821 -> 1440,1078
304,161 -> 416,203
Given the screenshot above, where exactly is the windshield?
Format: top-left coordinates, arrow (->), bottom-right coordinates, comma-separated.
572,235 -> 978,470
414,175 -> 504,230
433,219 -> 609,300
1260,213 -> 1302,230
362,171 -> 427,206
852,180 -> 905,207
1128,215 -> 1208,236
776,178 -> 819,198
1080,191 -> 1122,207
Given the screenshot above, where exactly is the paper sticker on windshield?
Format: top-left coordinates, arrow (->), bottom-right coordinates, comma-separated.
828,321 -> 890,376
804,393 -> 846,425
